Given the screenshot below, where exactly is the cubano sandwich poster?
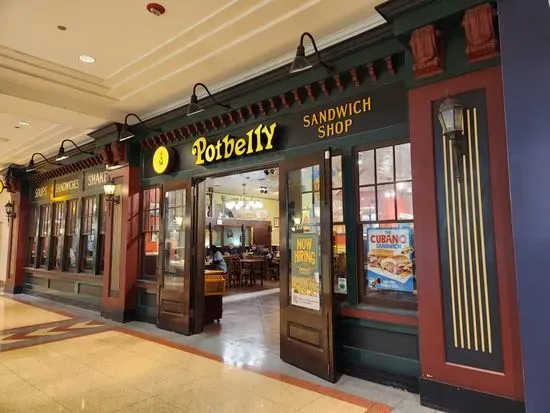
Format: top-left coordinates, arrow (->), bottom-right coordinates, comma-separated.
366,228 -> 414,292
290,233 -> 321,310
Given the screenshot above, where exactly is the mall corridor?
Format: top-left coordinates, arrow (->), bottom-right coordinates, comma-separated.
0,293 -> 442,412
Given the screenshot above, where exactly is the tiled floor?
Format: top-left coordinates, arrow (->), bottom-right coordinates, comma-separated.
0,293 -> 443,412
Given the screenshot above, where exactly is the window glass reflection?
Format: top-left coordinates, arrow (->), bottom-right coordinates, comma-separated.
164,189 -> 186,291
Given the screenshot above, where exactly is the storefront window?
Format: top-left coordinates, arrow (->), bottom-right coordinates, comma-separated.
164,189 -> 186,291
358,143 -> 415,305
80,197 -> 97,272
332,156 -> 347,294
51,202 -> 65,270
28,207 -> 38,267
98,195 -> 107,274
37,204 -> 51,268
141,187 -> 160,281
64,199 -> 78,271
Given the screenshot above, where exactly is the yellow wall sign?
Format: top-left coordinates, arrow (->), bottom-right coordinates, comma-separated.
0,179 -> 4,194
192,123 -> 277,165
152,145 -> 175,175
303,97 -> 372,138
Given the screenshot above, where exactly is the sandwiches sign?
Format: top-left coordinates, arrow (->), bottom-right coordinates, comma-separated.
366,228 -> 414,293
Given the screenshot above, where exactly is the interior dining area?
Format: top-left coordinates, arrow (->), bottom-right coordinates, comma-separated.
202,168 -> 281,330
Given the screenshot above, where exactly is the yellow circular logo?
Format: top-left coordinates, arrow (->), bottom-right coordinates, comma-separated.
0,180 -> 4,194
152,146 -> 173,175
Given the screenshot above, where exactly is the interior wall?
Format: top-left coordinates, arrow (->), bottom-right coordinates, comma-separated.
0,191 -> 11,285
212,192 -> 280,245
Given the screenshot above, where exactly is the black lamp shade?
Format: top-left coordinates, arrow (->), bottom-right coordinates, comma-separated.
290,44 -> 313,73
119,125 -> 135,141
55,145 -> 69,161
26,159 -> 36,173
186,93 -> 204,116
438,97 -> 464,135
5,201 -> 13,217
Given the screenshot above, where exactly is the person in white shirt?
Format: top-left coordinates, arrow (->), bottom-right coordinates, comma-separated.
209,246 -> 227,273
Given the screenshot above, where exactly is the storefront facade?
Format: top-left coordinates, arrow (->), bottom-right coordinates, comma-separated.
2,1 -> 525,411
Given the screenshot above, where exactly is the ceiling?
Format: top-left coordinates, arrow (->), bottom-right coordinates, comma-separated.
0,0 -> 385,169
207,169 -> 280,200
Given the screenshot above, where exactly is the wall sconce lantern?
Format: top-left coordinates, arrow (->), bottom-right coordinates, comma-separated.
186,83 -> 231,116
103,178 -> 120,205
438,95 -> 467,180
55,139 -> 95,162
289,32 -> 334,74
4,201 -> 15,221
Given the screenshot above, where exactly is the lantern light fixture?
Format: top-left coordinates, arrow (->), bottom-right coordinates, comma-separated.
289,32 -> 334,74
186,83 -> 231,116
438,94 -> 467,181
4,201 -> 15,221
55,139 -> 95,162
103,177 -> 120,205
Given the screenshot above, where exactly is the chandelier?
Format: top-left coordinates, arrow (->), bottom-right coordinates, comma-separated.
225,183 -> 263,210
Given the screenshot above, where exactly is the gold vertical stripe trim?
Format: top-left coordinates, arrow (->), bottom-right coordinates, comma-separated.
449,140 -> 464,348
469,108 -> 486,353
443,135 -> 458,347
473,107 -> 492,354
457,141 -> 471,351
464,110 -> 479,351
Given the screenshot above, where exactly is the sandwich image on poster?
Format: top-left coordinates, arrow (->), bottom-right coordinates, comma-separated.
366,228 -> 414,292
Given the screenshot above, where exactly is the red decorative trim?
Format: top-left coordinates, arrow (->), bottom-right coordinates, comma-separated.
409,67 -> 523,399
385,56 -> 396,76
280,93 -> 290,109
228,112 -> 236,124
237,108 -> 246,122
340,307 -> 418,327
350,68 -> 360,86
201,121 -> 209,133
305,84 -> 316,101
269,97 -> 278,113
462,3 -> 499,63
247,105 -> 256,119
292,89 -> 303,105
367,62 -> 378,82
410,24 -> 443,79
258,102 -> 267,117
333,74 -> 344,91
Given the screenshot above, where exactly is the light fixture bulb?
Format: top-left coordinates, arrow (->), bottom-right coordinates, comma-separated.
79,54 -> 96,63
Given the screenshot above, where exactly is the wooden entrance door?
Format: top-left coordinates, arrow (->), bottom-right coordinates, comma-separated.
157,181 -> 194,334
279,150 -> 336,382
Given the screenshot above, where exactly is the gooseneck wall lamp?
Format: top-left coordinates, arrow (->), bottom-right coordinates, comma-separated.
55,139 -> 95,162
26,152 -> 61,173
290,32 -> 334,74
438,95 -> 466,181
103,177 -> 120,205
118,113 -> 161,142
186,83 -> 231,116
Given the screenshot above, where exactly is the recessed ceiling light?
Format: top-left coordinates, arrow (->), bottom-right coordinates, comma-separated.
57,25 -> 67,31
79,55 -> 95,64
18,121 -> 31,126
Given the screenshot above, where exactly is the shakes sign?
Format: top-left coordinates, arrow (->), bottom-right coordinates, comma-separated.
192,123 -> 277,165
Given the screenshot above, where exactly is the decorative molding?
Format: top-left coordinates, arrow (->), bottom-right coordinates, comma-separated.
367,62 -> 378,82
385,56 -> 396,76
410,24 -> 443,79
350,68 -> 360,87
462,3 -> 499,63
375,0 -> 439,22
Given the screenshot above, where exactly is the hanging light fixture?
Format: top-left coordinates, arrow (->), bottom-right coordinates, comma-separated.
55,139 -> 95,162
186,83 -> 231,116
225,183 -> 263,211
4,201 -> 15,222
290,32 -> 334,74
26,152 -> 61,173
118,113 -> 162,142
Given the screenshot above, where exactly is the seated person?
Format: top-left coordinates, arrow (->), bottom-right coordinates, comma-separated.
249,244 -> 259,255
209,246 -> 227,273
227,243 -> 240,255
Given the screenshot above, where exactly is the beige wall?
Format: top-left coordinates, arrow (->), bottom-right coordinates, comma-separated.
212,192 -> 280,245
0,191 -> 11,284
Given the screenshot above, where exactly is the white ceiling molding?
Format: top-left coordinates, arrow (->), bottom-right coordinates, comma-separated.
143,12 -> 386,120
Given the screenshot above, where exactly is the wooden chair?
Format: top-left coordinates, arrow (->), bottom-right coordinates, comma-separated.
250,258 -> 267,286
227,256 -> 241,287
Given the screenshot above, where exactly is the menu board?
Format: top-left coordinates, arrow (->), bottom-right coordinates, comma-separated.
366,228 -> 414,292
290,233 -> 321,310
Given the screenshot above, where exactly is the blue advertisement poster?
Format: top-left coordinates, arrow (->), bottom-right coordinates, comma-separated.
366,228 -> 414,292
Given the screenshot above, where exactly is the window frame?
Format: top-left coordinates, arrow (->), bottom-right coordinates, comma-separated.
79,196 -> 99,273
353,139 -> 417,311
37,204 -> 52,269
140,185 -> 162,282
